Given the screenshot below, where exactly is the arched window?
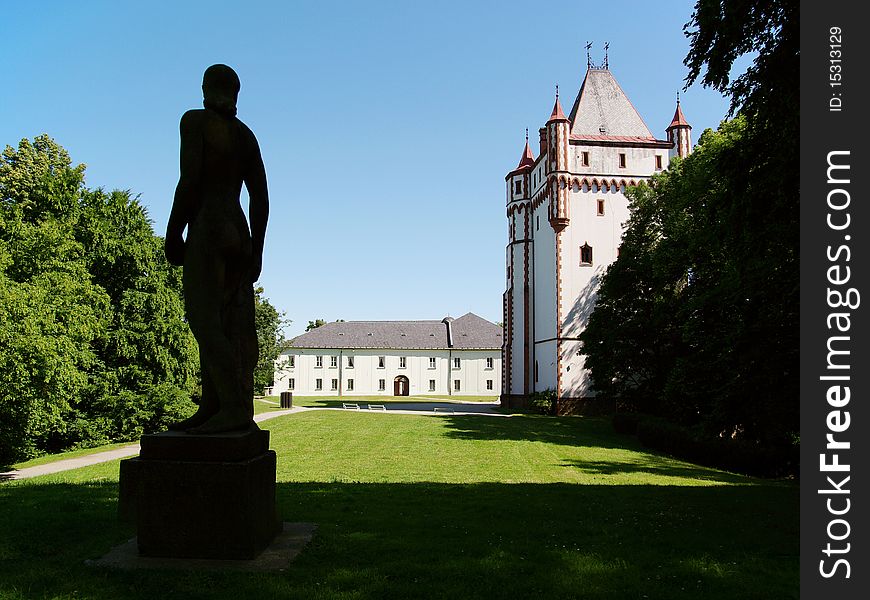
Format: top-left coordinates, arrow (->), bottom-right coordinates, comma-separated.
580,243 -> 593,266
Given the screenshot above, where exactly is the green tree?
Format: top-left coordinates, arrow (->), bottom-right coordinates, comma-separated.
0,135 -> 199,462
253,287 -> 288,394
306,319 -> 326,331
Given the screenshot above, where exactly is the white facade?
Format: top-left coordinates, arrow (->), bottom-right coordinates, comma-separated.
273,314 -> 502,397
502,67 -> 691,407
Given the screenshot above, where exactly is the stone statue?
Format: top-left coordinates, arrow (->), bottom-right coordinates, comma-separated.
164,64 -> 269,434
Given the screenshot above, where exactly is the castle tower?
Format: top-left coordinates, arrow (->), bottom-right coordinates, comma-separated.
503,133 -> 535,397
502,64 -> 681,413
666,96 -> 692,159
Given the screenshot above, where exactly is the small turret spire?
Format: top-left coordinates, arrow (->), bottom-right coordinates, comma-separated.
548,86 -> 568,122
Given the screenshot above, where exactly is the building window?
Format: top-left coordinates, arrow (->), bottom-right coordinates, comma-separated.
581,151 -> 590,166
315,378 -> 323,391
454,380 -> 461,392
347,356 -> 354,368
618,153 -> 626,168
514,180 -> 522,194
288,356 -> 295,368
536,215 -> 540,230
288,378 -> 295,390
331,379 -> 338,391
655,154 -> 663,170
453,357 -> 461,369
535,360 -> 539,382
486,380 -> 493,391
429,379 -> 436,392
597,199 -> 605,216
378,356 -> 385,369
378,379 -> 386,391
486,357 -> 494,369
429,357 -> 436,369
347,379 -> 354,391
580,243 -> 593,265
399,357 -> 406,369
315,356 -> 323,368
330,356 -> 338,368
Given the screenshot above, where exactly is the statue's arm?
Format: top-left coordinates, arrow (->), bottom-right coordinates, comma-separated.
165,110 -> 202,266
244,129 -> 269,282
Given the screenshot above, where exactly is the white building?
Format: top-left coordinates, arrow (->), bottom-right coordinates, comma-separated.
501,65 -> 691,413
272,313 -> 502,397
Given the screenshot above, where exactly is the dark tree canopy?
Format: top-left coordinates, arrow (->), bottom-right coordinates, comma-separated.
581,1 -> 798,450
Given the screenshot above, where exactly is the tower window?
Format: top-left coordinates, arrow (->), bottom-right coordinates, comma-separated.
514,180 -> 522,194
580,243 -> 593,265
536,215 -> 540,230
581,151 -> 590,166
655,155 -> 663,170
597,199 -> 605,216
618,153 -> 627,168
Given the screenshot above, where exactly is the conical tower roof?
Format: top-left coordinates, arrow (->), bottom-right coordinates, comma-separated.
668,100 -> 692,129
516,140 -> 535,169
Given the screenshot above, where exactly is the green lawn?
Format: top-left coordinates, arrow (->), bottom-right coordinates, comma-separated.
0,411 -> 798,599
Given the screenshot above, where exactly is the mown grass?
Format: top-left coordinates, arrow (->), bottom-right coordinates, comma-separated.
0,411 -> 798,599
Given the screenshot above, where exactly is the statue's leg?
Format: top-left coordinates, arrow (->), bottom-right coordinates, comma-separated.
168,356 -> 218,430
183,231 -> 252,434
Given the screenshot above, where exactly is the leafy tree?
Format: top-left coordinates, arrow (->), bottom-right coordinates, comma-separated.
253,287 -> 288,394
306,319 -> 326,331
0,135 -> 198,463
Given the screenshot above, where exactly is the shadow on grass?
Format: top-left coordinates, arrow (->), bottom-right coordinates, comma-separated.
440,414 -> 647,450
0,479 -> 798,600
559,458 -> 751,485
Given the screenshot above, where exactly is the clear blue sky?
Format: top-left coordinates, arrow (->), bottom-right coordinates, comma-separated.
2,0 -> 734,339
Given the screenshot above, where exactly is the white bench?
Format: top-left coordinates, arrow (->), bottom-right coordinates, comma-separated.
367,404 -> 387,411
342,403 -> 361,410
433,407 -> 455,414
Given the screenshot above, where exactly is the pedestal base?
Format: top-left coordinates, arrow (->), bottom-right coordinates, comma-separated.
119,425 -> 280,560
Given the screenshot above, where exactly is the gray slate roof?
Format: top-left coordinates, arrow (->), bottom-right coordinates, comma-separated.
568,68 -> 656,140
287,313 -> 502,350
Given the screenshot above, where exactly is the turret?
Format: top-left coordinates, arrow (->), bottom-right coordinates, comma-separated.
505,130 -> 535,206
666,95 -> 692,159
546,88 -> 570,231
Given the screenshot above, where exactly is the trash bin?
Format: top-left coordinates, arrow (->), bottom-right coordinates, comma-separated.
280,391 -> 293,409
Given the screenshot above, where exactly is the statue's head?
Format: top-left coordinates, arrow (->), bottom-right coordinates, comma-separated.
202,64 -> 241,117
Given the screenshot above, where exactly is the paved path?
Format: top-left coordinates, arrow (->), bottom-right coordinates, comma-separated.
0,407 -> 305,482
0,402 -> 503,481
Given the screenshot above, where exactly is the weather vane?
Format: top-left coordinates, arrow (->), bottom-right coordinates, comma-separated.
604,42 -> 610,69
585,41 -> 593,68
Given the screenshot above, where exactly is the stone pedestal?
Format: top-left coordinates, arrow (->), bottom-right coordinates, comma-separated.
119,425 -> 280,560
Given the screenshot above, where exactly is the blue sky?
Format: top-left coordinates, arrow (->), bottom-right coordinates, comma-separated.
3,1 -> 734,339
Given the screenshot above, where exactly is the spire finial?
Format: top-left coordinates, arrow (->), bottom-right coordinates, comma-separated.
677,90 -> 680,105
585,41 -> 593,68
603,42 -> 609,69
555,84 -> 559,101
525,128 -> 529,143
